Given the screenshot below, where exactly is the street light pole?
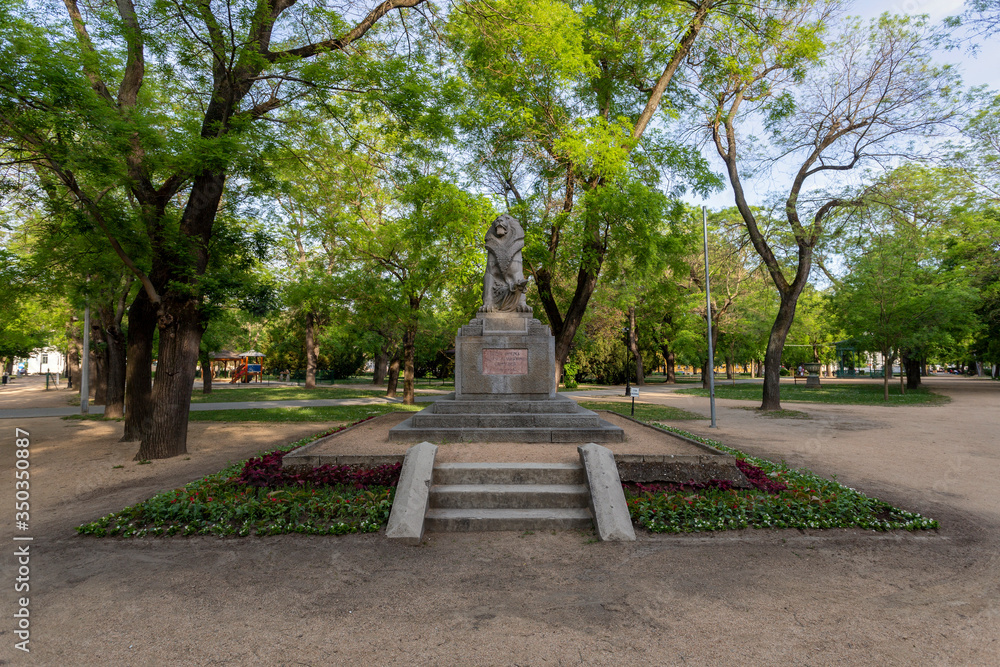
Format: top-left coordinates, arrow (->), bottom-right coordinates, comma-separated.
703,206 -> 717,428
81,302 -> 90,415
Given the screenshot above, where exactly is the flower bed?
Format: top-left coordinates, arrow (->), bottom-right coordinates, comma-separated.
77,419 -> 401,538
625,427 -> 938,533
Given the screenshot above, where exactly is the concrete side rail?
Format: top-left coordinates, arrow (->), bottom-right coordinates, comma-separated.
386,441 -> 438,545
578,443 -> 636,542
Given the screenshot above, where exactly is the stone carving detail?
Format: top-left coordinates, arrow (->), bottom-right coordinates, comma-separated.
480,213 -> 531,313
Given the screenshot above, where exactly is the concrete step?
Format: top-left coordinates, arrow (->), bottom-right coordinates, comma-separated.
411,413 -> 601,429
434,462 -> 585,485
430,399 -> 582,415
388,423 -> 625,443
429,483 -> 590,509
424,508 -> 593,532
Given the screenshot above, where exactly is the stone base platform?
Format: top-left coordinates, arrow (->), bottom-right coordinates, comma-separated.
388,393 -> 624,443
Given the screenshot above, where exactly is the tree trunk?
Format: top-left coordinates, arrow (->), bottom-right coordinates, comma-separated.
122,290 -> 156,442
91,321 -> 107,405
760,294 -> 801,411
725,355 -> 733,380
386,355 -> 400,398
627,306 -> 644,386
102,321 -> 127,419
134,298 -> 202,460
402,319 -> 417,406
373,349 -> 388,385
200,350 -> 213,395
537,239 -> 603,389
882,349 -> 892,402
905,352 -> 921,390
66,316 -> 81,392
304,310 -> 318,390
662,345 -> 676,384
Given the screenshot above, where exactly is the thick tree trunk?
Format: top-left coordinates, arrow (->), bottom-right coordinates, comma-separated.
725,355 -> 733,380
102,322 -> 127,419
134,298 -> 202,460
304,310 -> 318,390
66,316 -> 81,391
538,239 -> 603,389
122,290 -> 156,442
760,294 -> 801,411
402,320 -> 417,406
661,344 -> 676,384
627,306 -> 644,386
200,350 -> 213,395
373,349 -> 388,385
905,352 -> 921,390
386,356 -> 400,398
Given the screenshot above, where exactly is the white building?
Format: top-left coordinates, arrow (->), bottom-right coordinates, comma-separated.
17,348 -> 67,375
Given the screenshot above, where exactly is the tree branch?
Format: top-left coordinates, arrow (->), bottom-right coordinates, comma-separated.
264,0 -> 426,62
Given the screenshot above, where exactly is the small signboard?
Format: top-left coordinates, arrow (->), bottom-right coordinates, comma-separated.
247,364 -> 262,373
625,387 -> 638,397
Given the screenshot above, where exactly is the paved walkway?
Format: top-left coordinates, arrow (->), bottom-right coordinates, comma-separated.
0,381 -> 644,419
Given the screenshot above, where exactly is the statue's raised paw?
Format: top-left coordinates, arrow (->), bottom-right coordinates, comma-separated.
516,303 -> 532,313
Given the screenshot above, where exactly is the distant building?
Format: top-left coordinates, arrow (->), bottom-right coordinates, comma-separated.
17,348 -> 66,375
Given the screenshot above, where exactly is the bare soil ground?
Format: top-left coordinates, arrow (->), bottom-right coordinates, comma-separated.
300,410 -> 705,463
1,375 -> 998,664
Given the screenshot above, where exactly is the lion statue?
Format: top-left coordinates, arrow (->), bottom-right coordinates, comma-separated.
480,213 -> 531,313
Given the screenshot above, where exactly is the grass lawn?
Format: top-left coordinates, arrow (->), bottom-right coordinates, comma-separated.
674,382 -> 948,406
188,403 -> 421,423
190,386 -> 388,403
578,401 -> 705,421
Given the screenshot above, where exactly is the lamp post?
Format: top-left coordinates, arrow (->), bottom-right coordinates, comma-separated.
81,302 -> 90,415
703,206 -> 717,428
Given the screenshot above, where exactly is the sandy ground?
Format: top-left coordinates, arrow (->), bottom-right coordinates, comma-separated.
301,410 -> 706,463
0,375 -> 998,664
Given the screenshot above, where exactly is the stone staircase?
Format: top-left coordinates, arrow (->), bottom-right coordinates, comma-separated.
423,462 -> 593,532
389,394 -> 624,443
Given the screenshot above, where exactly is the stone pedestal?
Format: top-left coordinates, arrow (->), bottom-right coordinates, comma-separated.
804,362 -> 822,388
455,312 -> 555,400
389,311 -> 624,443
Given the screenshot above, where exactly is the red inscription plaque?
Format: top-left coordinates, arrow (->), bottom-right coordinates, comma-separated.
482,348 -> 528,375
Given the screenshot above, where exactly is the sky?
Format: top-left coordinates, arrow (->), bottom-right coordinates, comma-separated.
691,0 -> 997,210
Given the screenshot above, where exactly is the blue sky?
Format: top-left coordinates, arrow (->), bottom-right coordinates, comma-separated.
692,0 -> 996,210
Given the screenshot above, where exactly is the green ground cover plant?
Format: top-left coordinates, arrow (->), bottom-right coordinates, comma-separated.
77,421 -> 399,538
187,404 -> 421,423
626,426 -> 938,533
674,382 -> 948,406
578,401 -> 705,421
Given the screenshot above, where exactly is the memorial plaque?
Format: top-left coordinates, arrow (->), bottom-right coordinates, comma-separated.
482,348 -> 528,375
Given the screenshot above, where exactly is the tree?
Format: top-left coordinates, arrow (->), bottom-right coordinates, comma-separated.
450,0 -> 729,384
832,226 -> 978,400
700,9 -> 965,409
342,176 -> 493,404
0,0 -> 432,458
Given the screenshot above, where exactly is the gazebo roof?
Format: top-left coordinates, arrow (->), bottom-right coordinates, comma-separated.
209,350 -> 241,360
240,350 -> 266,358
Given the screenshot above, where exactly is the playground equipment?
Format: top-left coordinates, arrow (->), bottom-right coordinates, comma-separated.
207,350 -> 266,383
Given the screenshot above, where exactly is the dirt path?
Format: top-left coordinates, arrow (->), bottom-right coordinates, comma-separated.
0,377 -> 998,664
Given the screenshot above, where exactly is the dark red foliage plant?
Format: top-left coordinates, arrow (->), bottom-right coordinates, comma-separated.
622,460 -> 787,496
232,417 -> 402,490
734,459 -> 788,494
